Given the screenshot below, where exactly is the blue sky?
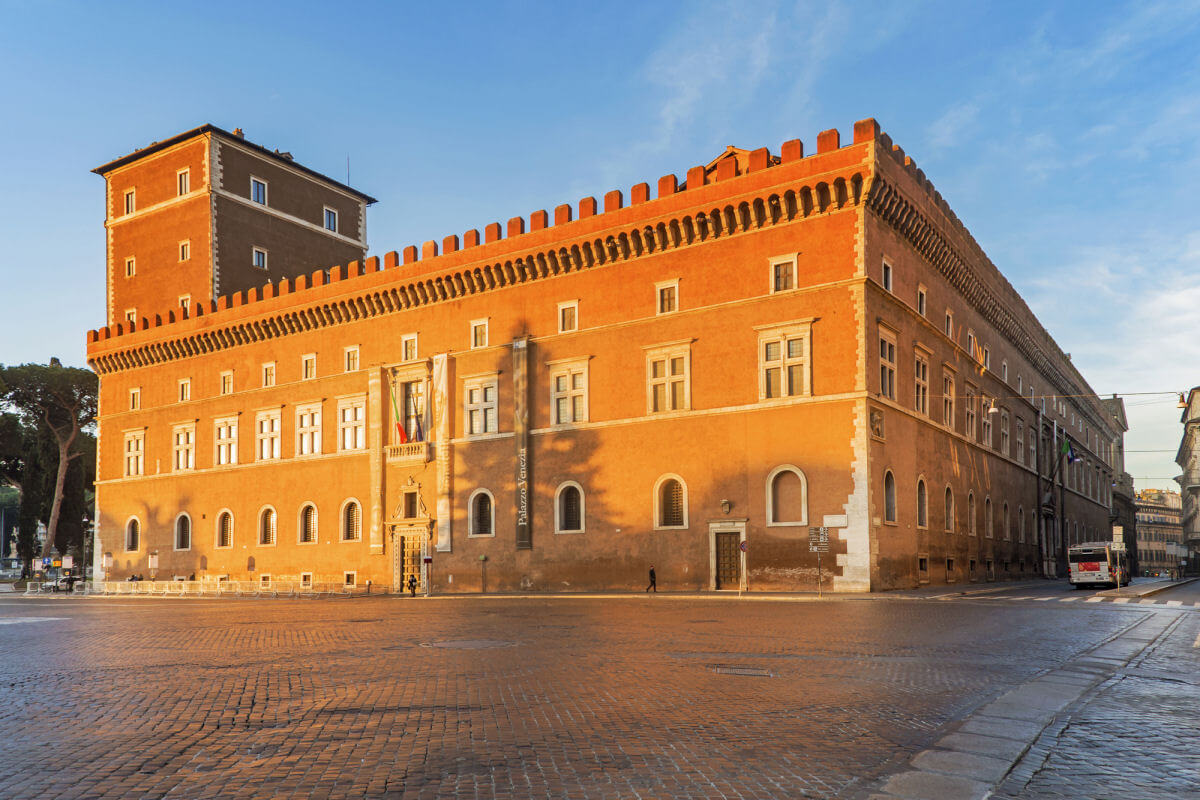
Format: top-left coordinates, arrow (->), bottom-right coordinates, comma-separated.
1,0 -> 1197,489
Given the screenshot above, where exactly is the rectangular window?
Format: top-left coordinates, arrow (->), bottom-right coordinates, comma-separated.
255,410 -> 281,461
965,386 -> 977,440
177,378 -> 191,403
1016,420 -> 1024,463
338,397 -> 366,451
770,255 -> 796,293
220,371 -> 233,395
646,342 -> 690,413
878,330 -> 896,400
173,425 -> 195,471
944,310 -> 953,338
123,189 -> 135,215
251,177 -> 267,205
470,319 -> 488,349
982,397 -> 993,446
301,354 -> 317,380
550,360 -> 588,425
758,322 -> 812,400
1001,412 -> 1011,455
967,330 -> 976,359
177,169 -> 190,196
914,353 -> 929,415
343,346 -> 359,372
464,376 -> 499,435
1001,361 -> 1008,382
252,247 -> 267,270
881,260 -> 893,292
125,257 -> 135,278
179,295 -> 191,314
558,301 -> 578,333
656,279 -> 679,315
215,417 -> 238,465
179,241 -> 190,261
296,403 -> 322,456
983,346 -> 991,370
401,334 -> 418,362
323,207 -> 338,232
129,387 -> 140,411
261,362 -> 276,388
344,571 -> 357,588
125,308 -> 136,325
917,285 -> 927,317
123,430 -> 145,477
300,572 -> 312,588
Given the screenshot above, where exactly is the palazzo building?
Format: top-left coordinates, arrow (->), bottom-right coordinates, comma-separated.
86,119 -> 1120,592
1134,489 -> 1184,577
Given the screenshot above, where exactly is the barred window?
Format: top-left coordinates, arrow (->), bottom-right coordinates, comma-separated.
217,511 -> 233,548
656,476 -> 687,529
125,518 -> 140,551
259,508 -> 277,545
469,491 -> 494,537
884,471 -> 897,523
556,484 -> 583,533
175,515 -> 191,550
342,501 -> 361,541
299,504 -> 317,544
944,488 -> 954,533
917,480 -> 928,528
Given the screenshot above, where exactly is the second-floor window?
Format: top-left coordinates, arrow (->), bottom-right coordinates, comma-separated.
215,418 -> 238,465
551,360 -> 588,425
759,323 -> 811,400
464,377 -> 498,435
256,410 -> 281,460
338,398 -> 365,451
882,260 -> 893,292
251,177 -> 267,205
981,397 -> 993,445
324,207 -> 338,232
123,189 -> 135,215
965,387 -> 977,440
914,354 -> 929,415
173,425 -> 195,471
647,343 -> 690,413
878,331 -> 896,400
917,286 -> 927,317
943,374 -> 955,430
253,247 -> 267,270
296,404 -> 322,455
124,431 -> 144,477
1001,412 -> 1011,455
177,169 -> 190,196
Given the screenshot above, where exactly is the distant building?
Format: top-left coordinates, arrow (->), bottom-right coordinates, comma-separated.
1101,396 -> 1137,573
86,119 -> 1121,592
1175,388 -> 1200,574
1134,489 -> 1184,577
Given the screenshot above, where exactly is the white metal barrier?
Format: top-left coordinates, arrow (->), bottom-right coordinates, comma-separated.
85,580 -> 376,598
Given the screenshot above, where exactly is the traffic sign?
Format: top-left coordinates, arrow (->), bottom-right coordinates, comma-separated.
739,540 -> 748,553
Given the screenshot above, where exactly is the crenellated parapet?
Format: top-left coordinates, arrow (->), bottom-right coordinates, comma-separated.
87,119 -> 886,371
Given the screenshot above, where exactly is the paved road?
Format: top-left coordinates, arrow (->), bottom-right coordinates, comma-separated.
0,590 -> 1195,799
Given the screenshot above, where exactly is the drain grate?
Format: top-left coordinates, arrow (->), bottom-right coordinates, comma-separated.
709,664 -> 772,677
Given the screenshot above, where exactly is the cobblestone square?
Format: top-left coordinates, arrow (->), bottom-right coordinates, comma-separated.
0,593 -> 1195,799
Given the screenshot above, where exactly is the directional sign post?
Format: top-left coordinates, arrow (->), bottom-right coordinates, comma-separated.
809,527 -> 830,598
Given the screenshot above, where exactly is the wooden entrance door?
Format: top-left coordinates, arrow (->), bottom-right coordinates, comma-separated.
715,531 -> 741,590
390,528 -> 427,593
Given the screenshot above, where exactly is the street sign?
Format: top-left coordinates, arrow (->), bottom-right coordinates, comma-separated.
1112,525 -> 1123,545
62,555 -> 73,569
41,557 -> 50,567
808,527 -> 830,552
739,540 -> 748,553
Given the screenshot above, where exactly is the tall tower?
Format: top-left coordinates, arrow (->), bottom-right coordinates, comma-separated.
93,124 -> 376,329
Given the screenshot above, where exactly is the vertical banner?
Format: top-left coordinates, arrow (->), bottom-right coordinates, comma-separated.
513,337 -> 532,549
433,354 -> 452,552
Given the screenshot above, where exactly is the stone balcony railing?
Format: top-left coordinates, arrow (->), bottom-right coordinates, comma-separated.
386,441 -> 431,463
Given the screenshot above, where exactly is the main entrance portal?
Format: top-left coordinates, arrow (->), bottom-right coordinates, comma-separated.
390,525 -> 429,593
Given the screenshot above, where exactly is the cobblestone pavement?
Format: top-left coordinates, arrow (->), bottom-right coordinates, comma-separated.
0,594 -> 1192,799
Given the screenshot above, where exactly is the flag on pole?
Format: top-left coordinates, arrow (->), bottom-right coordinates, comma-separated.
1061,438 -> 1080,463
412,414 -> 424,443
389,383 -> 407,444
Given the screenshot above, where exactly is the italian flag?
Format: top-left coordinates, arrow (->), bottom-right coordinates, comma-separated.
389,383 -> 407,444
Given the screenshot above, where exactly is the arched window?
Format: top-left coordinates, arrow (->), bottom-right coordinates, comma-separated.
766,465 -> 808,526
125,517 -> 140,551
555,482 -> 584,533
916,479 -> 928,528
654,474 -> 687,529
883,471 -> 897,523
174,514 -> 191,551
968,493 -> 976,536
259,507 -> 277,546
1003,503 -> 1010,541
944,488 -> 954,533
299,504 -> 317,544
216,510 -> 233,549
469,489 -> 494,537
341,500 -> 361,541
985,497 -> 993,539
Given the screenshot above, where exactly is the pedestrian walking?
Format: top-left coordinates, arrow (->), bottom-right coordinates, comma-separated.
646,565 -> 657,593
407,574 -> 418,597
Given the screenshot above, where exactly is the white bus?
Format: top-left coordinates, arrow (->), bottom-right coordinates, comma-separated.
1068,542 -> 1130,588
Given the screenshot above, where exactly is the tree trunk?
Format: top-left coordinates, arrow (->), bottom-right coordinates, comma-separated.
41,424 -> 77,559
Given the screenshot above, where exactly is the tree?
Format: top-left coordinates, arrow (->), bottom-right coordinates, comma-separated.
0,360 -> 97,559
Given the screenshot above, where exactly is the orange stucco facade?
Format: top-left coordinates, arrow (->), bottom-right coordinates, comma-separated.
87,119 -> 1120,593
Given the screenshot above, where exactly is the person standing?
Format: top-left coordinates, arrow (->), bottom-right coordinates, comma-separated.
407,574 -> 418,597
646,565 -> 657,593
